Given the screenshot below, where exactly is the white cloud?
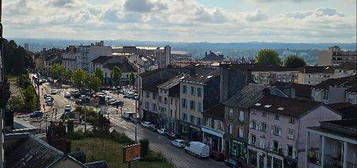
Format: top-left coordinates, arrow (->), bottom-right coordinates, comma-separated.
2,0 -> 356,43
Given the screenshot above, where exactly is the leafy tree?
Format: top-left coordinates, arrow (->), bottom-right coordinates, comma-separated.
94,68 -> 104,84
2,39 -> 34,74
93,114 -> 110,133
284,55 -> 306,68
128,73 -> 136,86
85,75 -> 102,92
22,85 -> 37,113
50,64 -> 66,81
7,96 -> 24,113
139,139 -> 150,157
0,77 -> 10,109
63,69 -> 73,83
110,66 -> 121,86
72,69 -> 88,89
17,74 -> 31,88
256,49 -> 281,66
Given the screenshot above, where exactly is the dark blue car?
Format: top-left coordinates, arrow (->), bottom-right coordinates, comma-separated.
30,111 -> 44,118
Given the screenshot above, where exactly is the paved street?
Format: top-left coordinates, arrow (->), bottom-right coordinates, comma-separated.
22,76 -> 228,168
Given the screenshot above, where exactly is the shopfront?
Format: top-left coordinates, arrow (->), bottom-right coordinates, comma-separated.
202,127 -> 224,153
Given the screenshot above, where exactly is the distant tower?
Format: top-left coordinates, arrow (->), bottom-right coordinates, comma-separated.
157,45 -> 171,69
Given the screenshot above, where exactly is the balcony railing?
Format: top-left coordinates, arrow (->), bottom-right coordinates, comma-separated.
324,155 -> 342,168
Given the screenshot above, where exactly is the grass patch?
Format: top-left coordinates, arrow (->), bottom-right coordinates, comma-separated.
71,137 -> 173,168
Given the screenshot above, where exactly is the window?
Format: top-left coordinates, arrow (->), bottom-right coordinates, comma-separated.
210,119 -> 215,128
152,103 -> 157,111
275,114 -> 280,120
190,115 -> 195,124
181,98 -> 187,108
182,113 -> 187,121
153,93 -> 156,100
250,120 -> 257,130
170,98 -> 173,105
239,111 -> 244,121
273,140 -> 279,153
260,122 -> 267,132
190,100 -> 196,110
197,88 -> 202,97
238,127 -> 244,138
259,137 -> 265,149
191,86 -> 195,96
228,124 -> 233,134
229,109 -> 234,119
323,91 -> 328,100
145,91 -> 150,98
196,118 -> 201,126
289,117 -> 295,124
250,134 -> 256,145
144,102 -> 149,109
287,145 -> 293,158
164,97 -> 167,104
159,96 -> 162,103
288,128 -> 295,140
272,125 -> 282,136
197,102 -> 203,112
182,85 -> 187,94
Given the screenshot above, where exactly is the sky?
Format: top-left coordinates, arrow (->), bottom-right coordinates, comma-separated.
3,0 -> 357,43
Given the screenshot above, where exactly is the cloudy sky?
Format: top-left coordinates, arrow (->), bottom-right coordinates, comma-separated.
3,0 -> 357,43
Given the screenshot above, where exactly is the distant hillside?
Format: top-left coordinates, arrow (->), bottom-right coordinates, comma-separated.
11,38 -> 356,65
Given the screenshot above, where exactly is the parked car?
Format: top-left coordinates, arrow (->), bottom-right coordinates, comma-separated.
47,77 -> 54,83
121,113 -> 131,120
123,93 -> 135,99
46,101 -> 54,106
184,141 -> 210,158
64,92 -> 71,98
171,139 -> 186,148
141,121 -> 151,128
157,128 -> 167,136
30,111 -> 44,118
167,132 -> 179,140
50,89 -> 58,95
64,105 -> 72,112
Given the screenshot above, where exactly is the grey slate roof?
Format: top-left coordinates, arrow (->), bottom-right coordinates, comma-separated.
92,56 -> 113,64
182,67 -> 220,84
223,84 -> 267,108
5,133 -> 64,168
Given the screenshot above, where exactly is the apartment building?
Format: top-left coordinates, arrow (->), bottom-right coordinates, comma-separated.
92,56 -> 137,85
311,75 -> 357,104
139,69 -> 184,124
113,45 -> 171,69
156,75 -> 184,133
252,67 -> 299,84
178,67 -> 220,141
319,46 -> 357,66
247,95 -> 341,168
62,41 -> 112,72
306,119 -> 357,168
223,84 -> 266,164
202,104 -> 225,153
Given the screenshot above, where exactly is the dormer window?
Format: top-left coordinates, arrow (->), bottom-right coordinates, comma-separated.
275,114 -> 280,120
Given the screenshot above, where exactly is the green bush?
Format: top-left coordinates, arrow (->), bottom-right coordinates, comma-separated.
141,151 -> 166,162
139,139 -> 149,157
110,130 -> 133,144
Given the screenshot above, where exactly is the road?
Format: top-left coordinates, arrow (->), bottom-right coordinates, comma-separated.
23,76 -> 228,168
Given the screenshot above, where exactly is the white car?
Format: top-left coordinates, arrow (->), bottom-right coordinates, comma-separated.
157,128 -> 167,135
141,121 -> 151,128
184,141 -> 210,158
171,139 -> 186,148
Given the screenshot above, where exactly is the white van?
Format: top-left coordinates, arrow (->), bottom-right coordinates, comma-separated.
184,141 -> 210,158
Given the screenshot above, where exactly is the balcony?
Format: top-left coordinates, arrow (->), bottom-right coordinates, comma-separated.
325,155 -> 343,168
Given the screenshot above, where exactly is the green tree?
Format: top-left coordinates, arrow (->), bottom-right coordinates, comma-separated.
128,73 -> 136,86
85,75 -> 102,92
72,69 -> 88,89
22,85 -> 37,113
2,39 -> 34,74
17,74 -> 31,88
94,68 -> 104,84
139,139 -> 150,157
256,49 -> 282,66
284,55 -> 306,68
7,96 -> 24,113
110,66 -> 121,86
50,64 -> 66,80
